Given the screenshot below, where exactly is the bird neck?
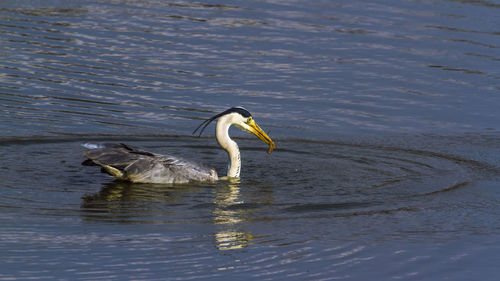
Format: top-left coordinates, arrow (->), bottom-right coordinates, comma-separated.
216,115 -> 241,178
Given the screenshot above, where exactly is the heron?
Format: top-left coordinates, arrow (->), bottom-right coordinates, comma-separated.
82,107 -> 276,184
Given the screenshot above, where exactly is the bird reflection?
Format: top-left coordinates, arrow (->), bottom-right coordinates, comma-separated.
81,179 -> 254,250
80,181 -> 200,223
82,181 -> 198,206
212,178 -> 254,250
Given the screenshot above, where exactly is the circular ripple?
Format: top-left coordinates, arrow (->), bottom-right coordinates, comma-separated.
1,136 -> 499,280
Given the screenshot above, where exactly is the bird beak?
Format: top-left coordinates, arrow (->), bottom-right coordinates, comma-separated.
246,119 -> 276,154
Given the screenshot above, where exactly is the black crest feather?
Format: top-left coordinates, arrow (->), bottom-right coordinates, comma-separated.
192,107 -> 251,137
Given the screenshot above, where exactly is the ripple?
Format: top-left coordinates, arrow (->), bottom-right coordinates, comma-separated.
1,0 -> 500,138
1,0 -> 500,279
1,135 -> 496,223
0,135 -> 499,280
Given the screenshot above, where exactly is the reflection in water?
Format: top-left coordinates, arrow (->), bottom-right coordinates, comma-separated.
80,179 -> 254,250
81,181 -> 189,205
80,181 -> 208,223
212,179 -> 254,250
2,0 -> 500,278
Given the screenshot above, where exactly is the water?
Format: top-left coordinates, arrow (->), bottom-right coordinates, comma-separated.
1,0 -> 500,280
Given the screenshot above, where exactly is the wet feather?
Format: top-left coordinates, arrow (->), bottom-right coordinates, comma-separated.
82,107 -> 275,184
83,143 -> 217,184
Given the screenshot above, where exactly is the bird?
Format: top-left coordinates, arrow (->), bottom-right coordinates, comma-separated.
82,106 -> 276,184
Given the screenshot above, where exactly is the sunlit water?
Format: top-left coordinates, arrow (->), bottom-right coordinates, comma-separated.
1,0 -> 500,280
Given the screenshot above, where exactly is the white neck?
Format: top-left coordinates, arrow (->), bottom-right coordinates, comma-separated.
216,115 -> 241,178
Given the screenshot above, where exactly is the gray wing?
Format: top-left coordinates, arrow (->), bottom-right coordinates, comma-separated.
83,143 -> 218,184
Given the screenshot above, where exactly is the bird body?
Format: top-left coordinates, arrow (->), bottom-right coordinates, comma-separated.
83,107 -> 275,184
83,143 -> 218,183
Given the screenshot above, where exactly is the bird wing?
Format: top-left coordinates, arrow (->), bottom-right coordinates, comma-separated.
83,143 -> 218,184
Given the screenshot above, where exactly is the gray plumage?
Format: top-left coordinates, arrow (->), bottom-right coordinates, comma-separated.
82,107 -> 276,184
83,143 -> 218,184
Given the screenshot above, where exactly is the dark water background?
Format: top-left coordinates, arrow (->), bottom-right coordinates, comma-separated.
1,0 -> 500,280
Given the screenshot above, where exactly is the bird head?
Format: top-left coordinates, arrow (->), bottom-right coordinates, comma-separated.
193,106 -> 276,154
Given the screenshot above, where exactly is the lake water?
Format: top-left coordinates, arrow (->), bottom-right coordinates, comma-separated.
1,0 -> 500,280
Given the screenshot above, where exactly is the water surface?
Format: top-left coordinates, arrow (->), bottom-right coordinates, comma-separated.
1,0 -> 500,280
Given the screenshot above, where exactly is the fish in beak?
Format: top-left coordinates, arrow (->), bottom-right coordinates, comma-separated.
245,119 -> 276,154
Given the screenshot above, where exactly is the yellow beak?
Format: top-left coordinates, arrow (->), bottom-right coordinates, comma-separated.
247,119 -> 276,154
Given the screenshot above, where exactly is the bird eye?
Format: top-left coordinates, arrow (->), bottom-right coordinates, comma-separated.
246,117 -> 253,123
